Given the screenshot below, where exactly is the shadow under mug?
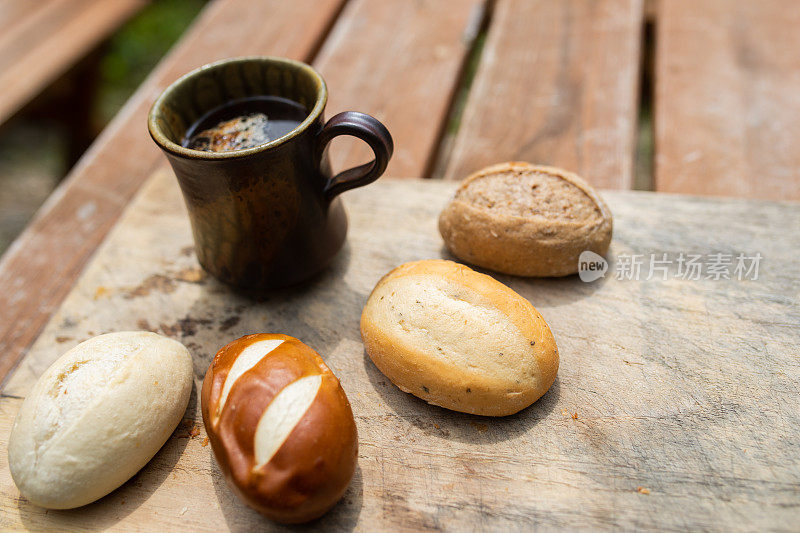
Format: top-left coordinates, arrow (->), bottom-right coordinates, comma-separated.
148,56 -> 393,290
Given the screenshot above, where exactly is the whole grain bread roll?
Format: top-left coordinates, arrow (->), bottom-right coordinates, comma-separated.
439,162 -> 612,277
360,260 -> 558,416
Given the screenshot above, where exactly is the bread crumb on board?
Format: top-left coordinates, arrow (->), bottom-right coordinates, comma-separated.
202,437 -> 210,447
175,420 -> 201,439
637,486 -> 650,495
93,286 -> 110,300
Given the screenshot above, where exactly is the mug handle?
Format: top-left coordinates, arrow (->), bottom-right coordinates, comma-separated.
315,111 -> 393,201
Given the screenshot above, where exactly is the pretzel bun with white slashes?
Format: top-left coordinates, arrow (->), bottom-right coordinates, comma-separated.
200,334 -> 358,524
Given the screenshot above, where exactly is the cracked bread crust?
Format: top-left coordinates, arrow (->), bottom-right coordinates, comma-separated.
7,332 -> 192,509
360,260 -> 558,416
439,162 -> 613,277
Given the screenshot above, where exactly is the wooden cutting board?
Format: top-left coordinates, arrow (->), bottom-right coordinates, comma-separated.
1,170 -> 798,531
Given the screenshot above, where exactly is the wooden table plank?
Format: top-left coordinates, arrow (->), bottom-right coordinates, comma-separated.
0,0 -> 146,126
0,0 -> 347,385
0,0 -> 57,45
2,170 -> 799,530
443,0 -> 643,188
313,0 -> 486,178
655,0 -> 800,200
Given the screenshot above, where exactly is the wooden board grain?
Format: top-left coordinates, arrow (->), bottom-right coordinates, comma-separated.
0,0 -> 347,385
443,0 -> 643,188
313,0 -> 486,178
1,170 -> 798,530
0,0 -> 145,125
655,0 -> 800,200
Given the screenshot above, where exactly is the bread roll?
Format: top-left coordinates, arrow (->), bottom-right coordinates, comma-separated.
439,162 -> 612,277
8,331 -> 193,509
360,260 -> 558,416
201,334 -> 357,524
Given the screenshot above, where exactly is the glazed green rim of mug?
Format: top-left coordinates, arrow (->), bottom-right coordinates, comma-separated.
147,56 -> 328,159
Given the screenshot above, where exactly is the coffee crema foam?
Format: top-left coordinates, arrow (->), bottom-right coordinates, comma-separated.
187,113 -> 272,152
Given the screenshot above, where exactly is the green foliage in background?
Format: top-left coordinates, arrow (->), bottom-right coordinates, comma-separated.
447,32 -> 485,135
97,0 -> 207,123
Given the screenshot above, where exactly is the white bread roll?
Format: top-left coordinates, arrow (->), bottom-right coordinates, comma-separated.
8,331 -> 193,509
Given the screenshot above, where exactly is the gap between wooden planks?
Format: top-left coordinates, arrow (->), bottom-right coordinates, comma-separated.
314,0 -> 486,179
442,0 -> 644,189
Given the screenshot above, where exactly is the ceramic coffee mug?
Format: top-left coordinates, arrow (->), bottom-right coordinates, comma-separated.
148,56 -> 393,289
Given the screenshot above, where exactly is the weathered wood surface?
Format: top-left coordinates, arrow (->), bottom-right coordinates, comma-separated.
2,170 -> 799,530
314,0 -> 486,178
443,0 -> 643,188
0,0 -> 347,384
0,0 -> 145,125
655,0 -> 800,200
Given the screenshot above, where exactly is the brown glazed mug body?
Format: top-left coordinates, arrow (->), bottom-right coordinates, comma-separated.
148,56 -> 392,289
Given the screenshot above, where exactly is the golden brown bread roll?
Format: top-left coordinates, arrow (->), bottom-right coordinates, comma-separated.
201,334 -> 358,524
439,162 -> 612,277
360,260 -> 558,416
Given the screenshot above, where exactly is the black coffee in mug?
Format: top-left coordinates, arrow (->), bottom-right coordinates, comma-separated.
183,96 -> 308,152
